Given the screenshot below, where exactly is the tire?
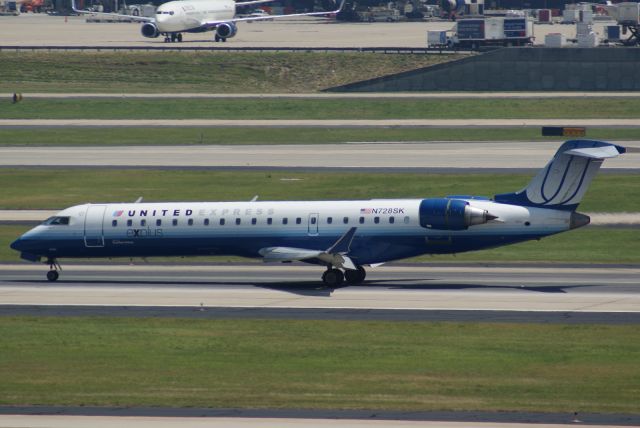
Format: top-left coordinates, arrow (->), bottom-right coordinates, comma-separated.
46,270 -> 59,282
322,269 -> 344,287
345,266 -> 366,284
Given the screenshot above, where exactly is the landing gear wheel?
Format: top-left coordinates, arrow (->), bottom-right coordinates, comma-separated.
177,33 -> 183,42
170,33 -> 177,42
215,34 -> 220,42
164,35 -> 170,43
322,268 -> 344,287
46,270 -> 59,282
344,266 -> 366,285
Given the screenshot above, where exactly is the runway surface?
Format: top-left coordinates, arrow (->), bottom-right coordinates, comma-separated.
1,264 -> 639,314
0,14 -> 619,48
1,141 -> 639,169
0,414 -> 636,428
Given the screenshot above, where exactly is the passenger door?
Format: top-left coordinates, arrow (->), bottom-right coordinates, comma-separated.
84,205 -> 106,247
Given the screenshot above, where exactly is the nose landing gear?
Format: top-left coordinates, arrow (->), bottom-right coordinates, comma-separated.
45,258 -> 61,282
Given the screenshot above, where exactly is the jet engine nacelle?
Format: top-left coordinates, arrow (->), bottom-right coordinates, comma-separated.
215,22 -> 238,39
141,22 -> 159,38
419,198 -> 493,230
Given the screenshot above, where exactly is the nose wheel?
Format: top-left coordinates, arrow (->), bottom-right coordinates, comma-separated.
45,258 -> 61,282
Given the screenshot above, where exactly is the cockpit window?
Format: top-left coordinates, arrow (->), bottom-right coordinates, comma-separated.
43,216 -> 70,226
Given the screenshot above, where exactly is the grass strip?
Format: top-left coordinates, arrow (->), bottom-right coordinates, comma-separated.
0,317 -> 638,413
0,169 -> 638,212
0,51 -> 461,94
0,127 -> 639,146
3,98 -> 640,120
2,226 -> 638,264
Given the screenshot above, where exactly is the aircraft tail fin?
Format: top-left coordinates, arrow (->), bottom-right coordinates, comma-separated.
494,140 -> 625,211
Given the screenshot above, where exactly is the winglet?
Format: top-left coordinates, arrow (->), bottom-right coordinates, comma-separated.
327,227 -> 357,254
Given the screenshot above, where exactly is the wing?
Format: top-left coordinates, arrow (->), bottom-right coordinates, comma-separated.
235,0 -> 275,6
258,227 -> 358,270
71,0 -> 154,22
202,0 -> 345,27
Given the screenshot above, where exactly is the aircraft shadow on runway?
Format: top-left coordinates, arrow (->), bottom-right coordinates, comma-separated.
8,278 -> 602,296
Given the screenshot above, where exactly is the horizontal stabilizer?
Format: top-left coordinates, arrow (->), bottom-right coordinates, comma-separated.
564,145 -> 624,159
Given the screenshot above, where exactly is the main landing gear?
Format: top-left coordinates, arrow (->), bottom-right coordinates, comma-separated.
214,35 -> 227,42
46,258 -> 61,282
164,33 -> 183,43
321,266 -> 366,287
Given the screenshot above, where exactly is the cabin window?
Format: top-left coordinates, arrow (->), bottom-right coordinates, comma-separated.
389,216 -> 395,224
327,217 -> 333,224
359,217 -> 365,224
156,219 -> 162,226
374,217 -> 380,224
141,219 -> 146,227
252,218 -> 257,225
235,218 -> 241,225
127,219 -> 133,227
310,217 -> 317,225
188,218 -> 194,226
172,219 -> 178,226
404,216 -> 410,224
220,218 -> 225,226
112,220 -> 117,227
296,217 -> 302,225
282,218 -> 288,225
204,218 -> 210,226
267,218 -> 273,225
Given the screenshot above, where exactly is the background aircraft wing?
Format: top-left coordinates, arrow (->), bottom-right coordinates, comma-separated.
235,0 -> 276,6
202,0 -> 344,27
71,0 -> 154,22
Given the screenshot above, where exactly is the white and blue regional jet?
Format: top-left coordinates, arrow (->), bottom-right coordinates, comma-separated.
11,140 -> 626,286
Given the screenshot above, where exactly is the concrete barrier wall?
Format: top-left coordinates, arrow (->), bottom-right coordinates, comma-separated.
326,47 -> 640,92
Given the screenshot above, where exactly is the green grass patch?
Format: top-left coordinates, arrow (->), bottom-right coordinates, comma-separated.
0,127 -> 639,146
0,169 -> 638,212
0,317 -> 638,413
2,225 -> 638,264
3,98 -> 640,119
0,51 -> 460,94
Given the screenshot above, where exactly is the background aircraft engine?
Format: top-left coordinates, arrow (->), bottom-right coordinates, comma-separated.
141,23 -> 160,38
215,22 -> 238,39
419,198 -> 494,230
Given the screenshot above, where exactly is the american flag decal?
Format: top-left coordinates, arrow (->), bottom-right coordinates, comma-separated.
113,210 -> 124,217
360,208 -> 372,214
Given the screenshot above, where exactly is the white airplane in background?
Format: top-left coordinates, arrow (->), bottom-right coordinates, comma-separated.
11,140 -> 626,286
71,0 -> 345,43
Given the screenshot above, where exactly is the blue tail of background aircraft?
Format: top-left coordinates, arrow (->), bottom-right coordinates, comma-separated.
494,140 -> 626,212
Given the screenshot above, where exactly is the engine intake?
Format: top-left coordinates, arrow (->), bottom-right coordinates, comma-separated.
215,22 -> 237,39
141,22 -> 159,38
419,198 -> 495,230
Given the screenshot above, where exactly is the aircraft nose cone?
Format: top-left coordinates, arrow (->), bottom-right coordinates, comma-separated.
10,238 -> 24,252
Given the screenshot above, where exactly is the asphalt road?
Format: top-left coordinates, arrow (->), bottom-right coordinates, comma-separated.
1,264 -> 639,315
0,141 -> 638,169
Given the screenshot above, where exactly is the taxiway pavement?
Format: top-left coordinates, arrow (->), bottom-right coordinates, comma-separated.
0,14 -> 620,48
1,141 -> 639,169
